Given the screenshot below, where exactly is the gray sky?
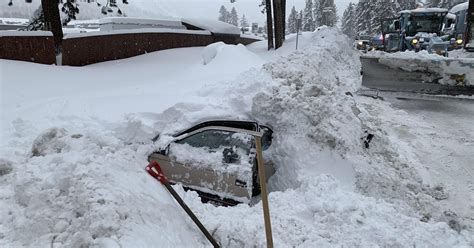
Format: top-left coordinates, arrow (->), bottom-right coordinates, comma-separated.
1,0 -> 353,25
161,0 -> 353,25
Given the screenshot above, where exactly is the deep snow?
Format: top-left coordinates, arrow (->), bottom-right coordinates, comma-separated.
1,28 -> 473,247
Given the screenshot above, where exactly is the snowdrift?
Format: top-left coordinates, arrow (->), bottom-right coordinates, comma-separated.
1,28 -> 472,247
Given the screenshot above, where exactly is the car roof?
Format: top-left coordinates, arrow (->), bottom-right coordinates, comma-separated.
172,120 -> 260,137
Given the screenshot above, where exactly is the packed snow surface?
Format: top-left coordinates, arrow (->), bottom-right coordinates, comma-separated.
1,28 -> 473,247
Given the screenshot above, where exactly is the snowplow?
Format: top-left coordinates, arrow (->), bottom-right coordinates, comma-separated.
147,120 -> 275,206
382,8 -> 451,55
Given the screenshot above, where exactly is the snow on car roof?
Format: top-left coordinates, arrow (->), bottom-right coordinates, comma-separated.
450,2 -> 468,13
181,18 -> 240,35
399,8 -> 448,15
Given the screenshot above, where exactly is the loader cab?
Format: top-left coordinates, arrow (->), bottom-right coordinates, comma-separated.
397,8 -> 448,51
148,120 -> 275,206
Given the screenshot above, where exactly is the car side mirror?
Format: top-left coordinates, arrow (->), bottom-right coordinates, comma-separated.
159,144 -> 170,155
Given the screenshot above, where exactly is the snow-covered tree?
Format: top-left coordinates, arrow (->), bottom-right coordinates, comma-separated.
316,0 -> 338,27
341,2 -> 356,38
287,6 -> 299,33
240,14 -> 249,28
302,0 -> 315,31
230,7 -> 239,26
425,0 -> 466,9
313,0 -> 321,26
218,5 -> 229,23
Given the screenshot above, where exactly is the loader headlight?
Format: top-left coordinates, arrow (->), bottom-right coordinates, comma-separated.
412,38 -> 418,44
456,39 -> 463,45
358,41 -> 363,46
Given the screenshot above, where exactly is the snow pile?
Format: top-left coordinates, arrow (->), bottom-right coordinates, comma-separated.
150,28 -> 472,246
0,119 -> 210,247
1,27 -> 472,247
202,42 -> 263,66
365,50 -> 474,86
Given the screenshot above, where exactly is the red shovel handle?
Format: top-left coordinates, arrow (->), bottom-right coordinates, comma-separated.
146,161 -> 168,184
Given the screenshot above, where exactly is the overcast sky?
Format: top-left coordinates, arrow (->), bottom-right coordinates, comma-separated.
1,0 -> 353,25
162,0 -> 353,25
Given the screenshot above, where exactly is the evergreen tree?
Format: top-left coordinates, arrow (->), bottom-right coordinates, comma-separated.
302,0 -> 315,31
240,14 -> 249,28
230,7 -> 239,26
287,6 -> 298,33
341,2 -> 356,38
426,0 -> 466,9
316,0 -> 337,27
218,5 -> 229,23
313,0 -> 320,26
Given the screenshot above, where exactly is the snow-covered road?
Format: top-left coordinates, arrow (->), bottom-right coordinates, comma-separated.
386,95 -> 474,229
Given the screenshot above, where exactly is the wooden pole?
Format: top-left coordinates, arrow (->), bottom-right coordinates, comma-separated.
273,0 -> 283,49
255,136 -> 273,248
266,0 -> 274,50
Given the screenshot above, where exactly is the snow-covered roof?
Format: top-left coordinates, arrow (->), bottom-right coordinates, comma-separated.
0,17 -> 29,25
99,17 -> 183,28
181,18 -> 240,35
450,2 -> 469,14
63,28 -> 210,39
0,31 -> 52,37
399,8 -> 448,15
68,19 -> 99,25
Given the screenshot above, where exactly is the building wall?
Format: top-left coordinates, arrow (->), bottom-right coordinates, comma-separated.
0,35 -> 56,64
0,31 -> 261,66
62,32 -> 260,66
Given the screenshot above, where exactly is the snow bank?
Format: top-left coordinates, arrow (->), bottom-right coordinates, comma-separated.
201,42 -> 263,66
1,27 -> 472,247
0,120 -> 209,247
150,28 -> 472,246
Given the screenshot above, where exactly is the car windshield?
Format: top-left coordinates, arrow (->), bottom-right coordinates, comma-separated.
406,14 -> 444,36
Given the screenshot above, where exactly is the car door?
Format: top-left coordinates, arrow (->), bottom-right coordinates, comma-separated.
149,128 -> 257,204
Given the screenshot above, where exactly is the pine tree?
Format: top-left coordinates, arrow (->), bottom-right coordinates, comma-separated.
302,0 -> 315,31
341,3 -> 356,38
230,7 -> 239,26
287,6 -> 298,33
218,5 -> 229,23
313,0 -> 320,27
240,14 -> 249,28
316,0 -> 337,27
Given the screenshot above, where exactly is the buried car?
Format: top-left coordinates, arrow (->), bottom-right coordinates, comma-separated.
148,120 -> 275,206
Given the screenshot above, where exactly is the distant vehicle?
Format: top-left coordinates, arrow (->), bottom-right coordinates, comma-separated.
148,120 -> 275,206
355,34 -> 372,51
382,8 -> 450,56
370,34 -> 385,50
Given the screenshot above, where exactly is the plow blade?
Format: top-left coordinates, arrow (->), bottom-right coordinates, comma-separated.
361,56 -> 474,96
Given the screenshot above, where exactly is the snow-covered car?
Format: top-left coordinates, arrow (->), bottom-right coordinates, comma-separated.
148,120 -> 275,206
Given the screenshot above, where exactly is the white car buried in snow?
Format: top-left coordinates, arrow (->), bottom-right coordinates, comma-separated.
148,120 -> 275,206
